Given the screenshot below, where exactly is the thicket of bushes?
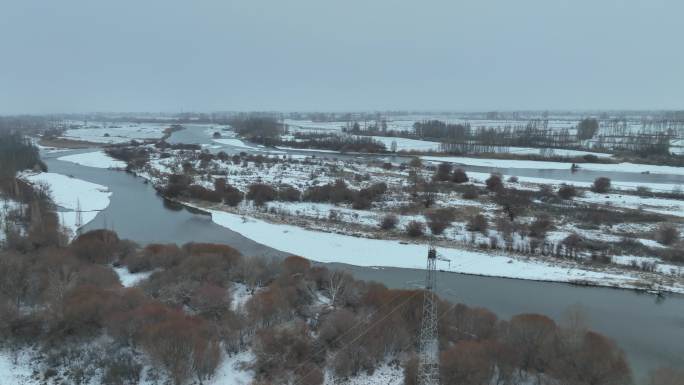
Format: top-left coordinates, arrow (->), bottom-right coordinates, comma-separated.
106,146 -> 150,171
303,180 -> 387,209
277,133 -> 387,153
0,219 -> 665,385
0,132 -> 46,178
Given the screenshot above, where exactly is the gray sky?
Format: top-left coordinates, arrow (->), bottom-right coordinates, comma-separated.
1,0 -> 682,114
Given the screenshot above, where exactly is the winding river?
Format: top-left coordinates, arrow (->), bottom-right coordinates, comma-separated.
41,144 -> 684,380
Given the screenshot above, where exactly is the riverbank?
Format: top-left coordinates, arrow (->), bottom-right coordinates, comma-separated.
55,146 -> 684,294
174,198 -> 684,294
19,171 -> 113,238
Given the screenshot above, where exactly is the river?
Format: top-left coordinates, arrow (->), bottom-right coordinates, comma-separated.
42,148 -> 684,380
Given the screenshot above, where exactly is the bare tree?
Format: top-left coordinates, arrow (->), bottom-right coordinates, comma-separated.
325,270 -> 352,308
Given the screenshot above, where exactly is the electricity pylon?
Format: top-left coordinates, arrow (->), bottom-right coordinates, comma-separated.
417,246 -> 440,385
75,199 -> 83,237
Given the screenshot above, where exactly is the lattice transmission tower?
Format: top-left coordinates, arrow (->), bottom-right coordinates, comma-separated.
417,246 -> 440,385
75,199 -> 83,237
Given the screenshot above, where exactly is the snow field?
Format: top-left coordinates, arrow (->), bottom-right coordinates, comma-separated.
20,172 -> 112,237
60,122 -> 168,144
212,138 -> 258,149
422,155 -> 684,176
206,209 -> 682,293
58,151 -> 127,169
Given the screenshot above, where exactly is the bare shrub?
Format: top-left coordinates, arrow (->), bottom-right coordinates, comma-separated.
451,168 -> 468,184
253,322 -> 314,382
278,185 -> 301,202
441,340 -> 496,385
467,214 -> 488,234
529,214 -> 553,238
494,188 -> 532,221
591,177 -> 611,193
557,184 -> 577,200
656,224 -> 680,246
188,185 -> 222,203
405,221 -> 425,237
433,162 -> 453,181
461,185 -> 479,200
485,173 -> 504,193
636,186 -> 652,196
223,185 -> 244,206
378,214 -> 399,230
247,183 -> 278,206
424,208 -> 456,235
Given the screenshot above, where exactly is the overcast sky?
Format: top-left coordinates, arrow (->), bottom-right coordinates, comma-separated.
1,0 -> 682,114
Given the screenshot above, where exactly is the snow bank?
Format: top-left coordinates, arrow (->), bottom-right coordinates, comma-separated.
423,156 -> 684,176
58,151 -> 127,169
113,266 -> 154,287
21,172 -> 111,212
212,138 -> 256,149
369,136 -> 442,152
465,171 -> 682,193
505,147 -> 612,158
209,351 -> 254,385
206,209 -> 674,292
274,146 -> 340,153
231,283 -> 252,312
61,123 -> 167,144
324,362 -> 403,385
0,350 -> 34,385
20,172 -> 112,236
577,192 -> 684,217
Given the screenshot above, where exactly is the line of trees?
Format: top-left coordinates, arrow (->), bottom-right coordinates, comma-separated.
228,116 -> 285,145
0,132 -> 46,179
277,132 -> 387,153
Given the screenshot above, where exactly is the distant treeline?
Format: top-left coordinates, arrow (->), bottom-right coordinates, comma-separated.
227,116 -> 285,145
0,132 -> 46,179
278,133 -> 386,153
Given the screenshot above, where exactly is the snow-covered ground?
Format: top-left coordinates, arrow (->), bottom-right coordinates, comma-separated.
230,283 -> 252,312
0,198 -> 23,243
368,136 -> 442,152
504,147 -> 612,158
58,151 -> 127,169
212,138 -> 259,149
465,171 -> 683,193
283,117 -> 585,135
324,362 -> 403,385
422,155 -> 684,176
208,351 -> 254,385
0,350 -> 35,385
274,146 -> 341,153
60,122 -> 168,144
20,172 -> 112,237
577,191 -> 684,217
21,172 -> 111,212
669,139 -> 684,155
205,208 -> 682,293
373,139 -> 612,157
113,266 -> 154,287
